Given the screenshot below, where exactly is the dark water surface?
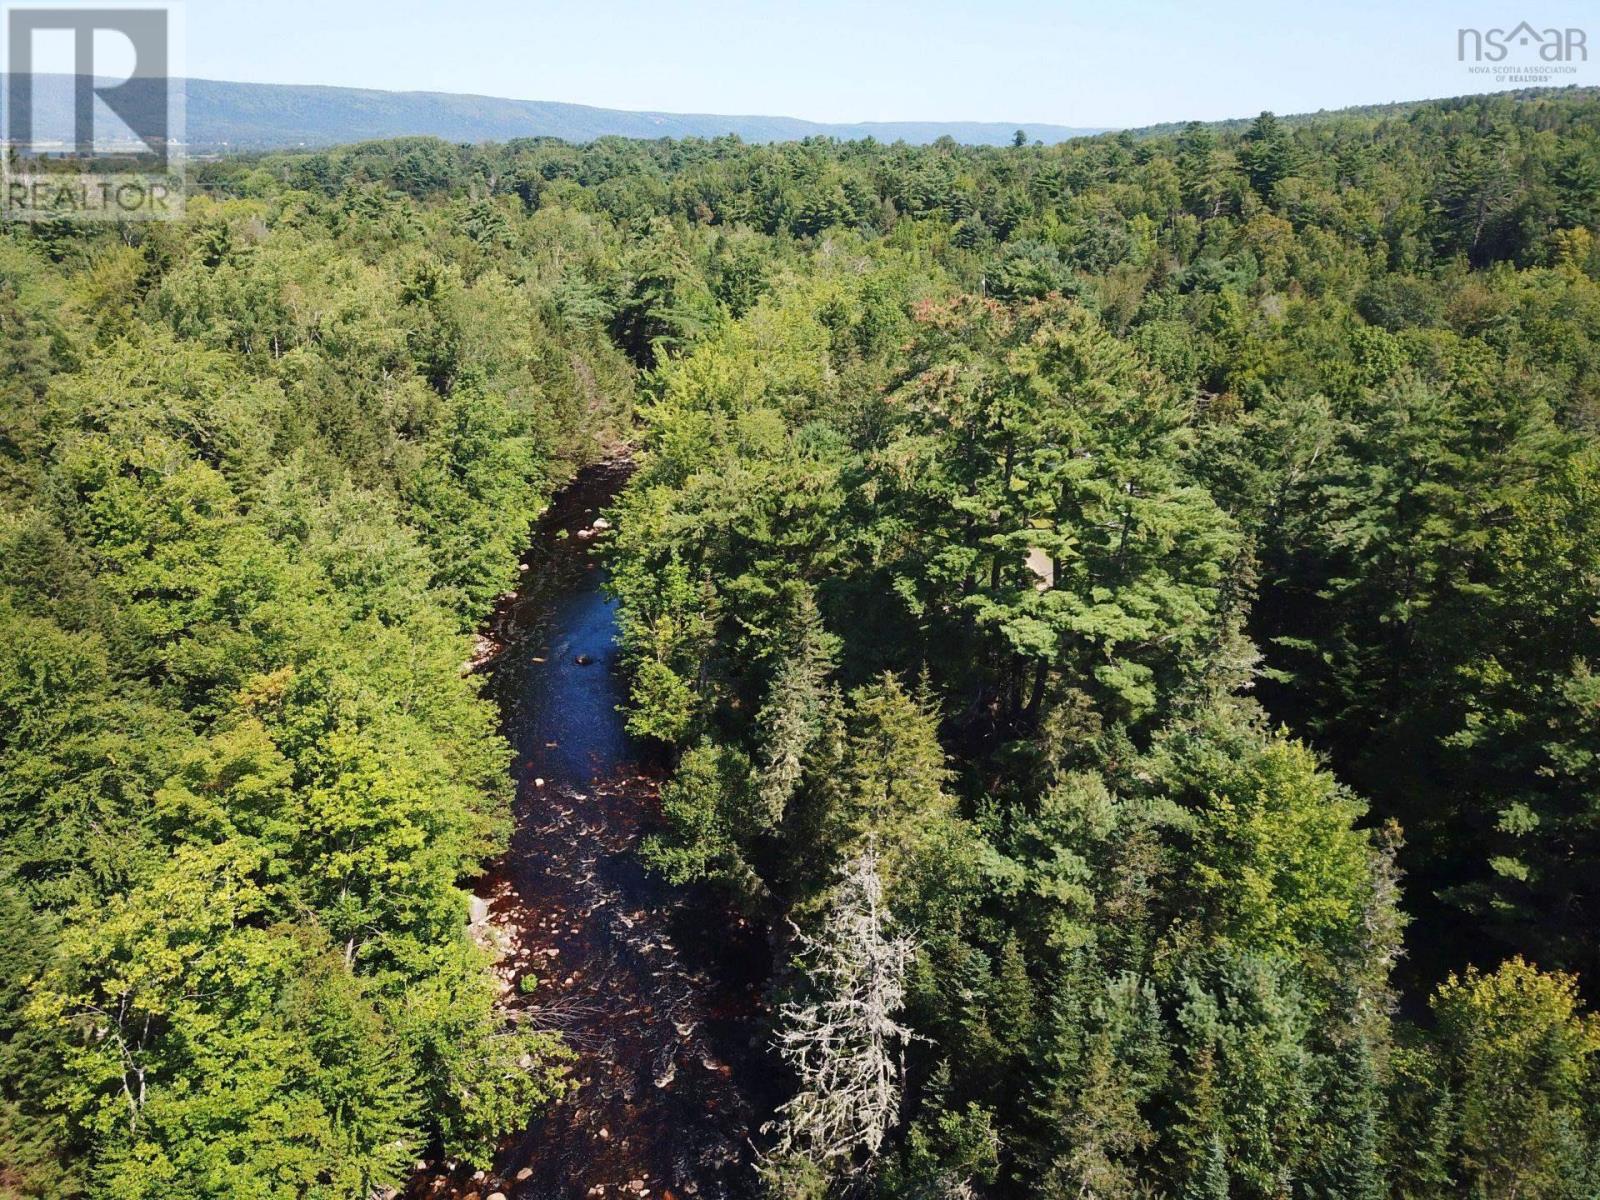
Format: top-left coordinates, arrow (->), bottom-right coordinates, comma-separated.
413,462 -> 772,1200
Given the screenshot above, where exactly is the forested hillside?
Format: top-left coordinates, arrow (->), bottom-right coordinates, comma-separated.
0,180 -> 634,1194
5,84 -> 1600,1198
0,74 -> 1101,151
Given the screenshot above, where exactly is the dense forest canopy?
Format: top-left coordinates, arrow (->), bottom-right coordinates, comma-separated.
4,84 -> 1600,1198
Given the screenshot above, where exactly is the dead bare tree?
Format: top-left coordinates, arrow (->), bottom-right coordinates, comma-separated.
761,846 -> 914,1190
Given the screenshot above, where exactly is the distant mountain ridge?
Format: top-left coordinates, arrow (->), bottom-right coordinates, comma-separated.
2,74 -> 1106,148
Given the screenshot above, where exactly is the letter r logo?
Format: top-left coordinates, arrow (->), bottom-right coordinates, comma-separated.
6,7 -> 170,164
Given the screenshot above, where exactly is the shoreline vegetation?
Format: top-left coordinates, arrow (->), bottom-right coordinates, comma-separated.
3,84 -> 1600,1198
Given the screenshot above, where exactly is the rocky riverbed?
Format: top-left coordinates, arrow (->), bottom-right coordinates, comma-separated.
409,462 -> 774,1200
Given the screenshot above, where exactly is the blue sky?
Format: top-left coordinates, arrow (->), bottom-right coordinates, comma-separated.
164,0 -> 1600,127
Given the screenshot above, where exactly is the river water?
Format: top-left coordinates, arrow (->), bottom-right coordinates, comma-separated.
412,461 -> 772,1200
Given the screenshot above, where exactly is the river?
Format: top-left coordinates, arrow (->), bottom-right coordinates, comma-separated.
412,461 -> 773,1200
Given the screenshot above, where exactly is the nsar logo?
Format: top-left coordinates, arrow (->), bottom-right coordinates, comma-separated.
1458,21 -> 1587,62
